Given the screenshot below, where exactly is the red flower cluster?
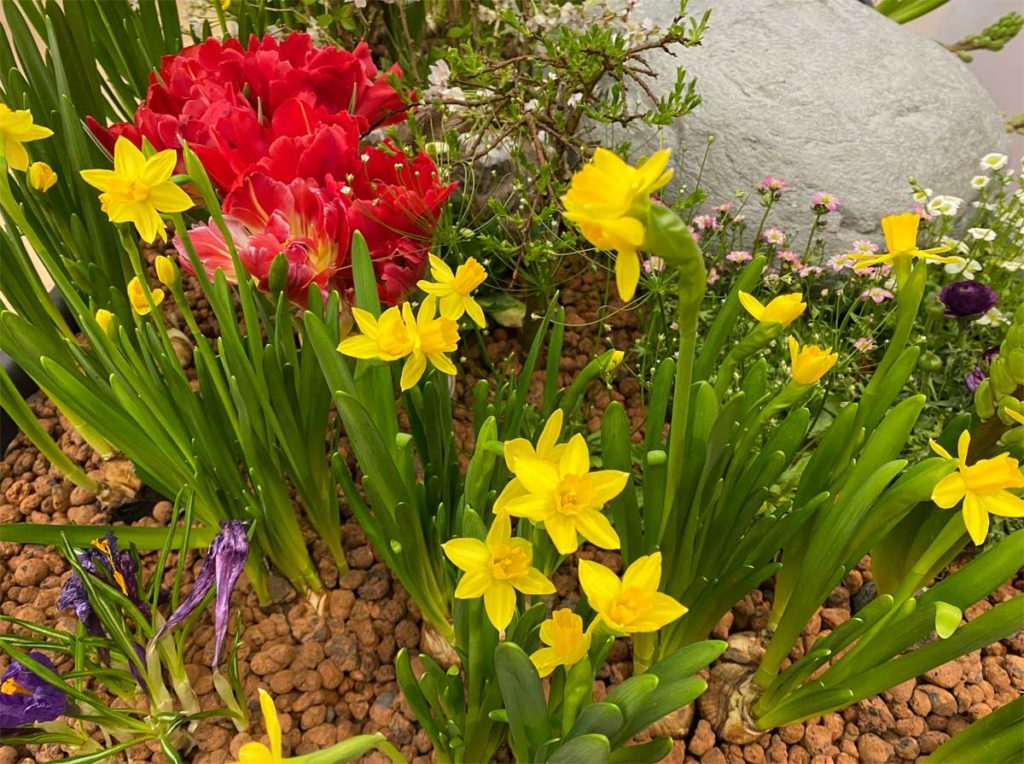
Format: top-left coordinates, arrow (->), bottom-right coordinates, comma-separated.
89,33 -> 454,305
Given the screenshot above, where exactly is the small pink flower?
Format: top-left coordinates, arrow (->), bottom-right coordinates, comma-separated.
706,267 -> 720,286
713,202 -> 735,215
643,256 -> 665,274
811,192 -> 841,213
910,204 -> 934,222
850,239 -> 878,255
756,176 -> 788,193
688,224 -> 700,242
854,337 -> 875,353
776,249 -> 801,265
726,250 -> 752,264
761,227 -> 786,246
828,253 -> 857,272
861,287 -> 894,304
692,214 -> 720,231
797,264 -> 823,277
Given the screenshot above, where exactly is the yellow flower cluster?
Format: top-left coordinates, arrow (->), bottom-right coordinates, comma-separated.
0,103 -> 52,171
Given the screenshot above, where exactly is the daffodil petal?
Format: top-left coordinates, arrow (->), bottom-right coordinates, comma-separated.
484,582 -> 516,631
575,509 -> 620,550
622,552 -> 662,592
514,568 -> 555,596
931,472 -> 966,509
454,569 -> 492,598
578,559 -> 620,614
442,538 -> 489,571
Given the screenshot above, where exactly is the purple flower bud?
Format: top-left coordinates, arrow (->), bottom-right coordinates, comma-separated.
938,281 -> 999,318
965,367 -> 986,392
155,521 -> 248,667
0,653 -> 67,728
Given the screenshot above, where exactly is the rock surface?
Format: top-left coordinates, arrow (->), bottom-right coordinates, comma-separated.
620,0 -> 1008,249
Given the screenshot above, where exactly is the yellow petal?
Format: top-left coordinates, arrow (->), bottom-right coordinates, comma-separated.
493,478 -> 528,515
465,297 -> 486,328
615,249 -> 640,302
486,511 -> 513,547
516,458 -> 561,495
484,582 -> 516,631
428,352 -> 457,376
4,140 -> 29,171
442,537 -> 489,572
738,291 -> 765,321
955,430 -> 971,468
338,335 -> 381,359
503,493 -> 554,521
931,472 -> 966,509
148,181 -> 193,214
627,592 -> 687,632
142,150 -> 178,187
113,136 -> 145,177
559,434 -> 591,478
536,409 -> 564,459
530,647 -> 562,677
256,688 -> 282,758
454,568 -> 492,598
586,470 -> 630,505
578,559 -> 620,614
961,493 -> 989,545
575,509 -> 620,550
513,568 -> 555,596
79,168 -> 118,192
400,352 -> 427,390
544,513 -> 581,555
982,490 -> 1024,519
234,741 -> 276,763
928,439 -> 953,461
622,552 -> 662,592
503,438 -> 536,472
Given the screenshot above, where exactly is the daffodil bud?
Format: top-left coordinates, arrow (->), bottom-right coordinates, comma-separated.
605,350 -> 625,375
95,309 -> 114,334
127,276 -> 165,316
155,255 -> 178,287
990,357 -> 1016,395
28,161 -> 57,192
974,379 -> 996,419
1007,348 -> 1024,383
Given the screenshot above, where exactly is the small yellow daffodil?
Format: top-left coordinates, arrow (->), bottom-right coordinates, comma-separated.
562,148 -> 673,302
605,349 -> 625,375
850,213 -> 957,271
127,276 -> 165,316
232,688 -> 283,763
501,433 -> 628,554
738,291 -> 806,328
417,254 -> 487,326
155,255 -> 179,287
0,103 -> 53,171
579,552 -> 686,634
787,336 -> 838,385
338,298 -> 460,391
930,430 -> 1024,545
95,309 -> 114,334
442,513 -> 555,631
493,409 -> 567,514
530,608 -> 591,677
80,137 -> 192,243
27,161 -> 57,192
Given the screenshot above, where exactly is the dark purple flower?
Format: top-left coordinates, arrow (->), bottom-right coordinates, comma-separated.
57,573 -> 104,640
0,653 -> 67,728
938,281 -> 999,318
155,521 -> 248,667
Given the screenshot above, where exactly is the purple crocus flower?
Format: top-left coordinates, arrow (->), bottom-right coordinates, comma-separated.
938,281 -> 999,318
965,367 -> 986,392
155,521 -> 248,667
0,653 -> 67,728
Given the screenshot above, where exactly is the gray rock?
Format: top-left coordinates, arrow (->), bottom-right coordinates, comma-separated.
614,0 -> 1008,250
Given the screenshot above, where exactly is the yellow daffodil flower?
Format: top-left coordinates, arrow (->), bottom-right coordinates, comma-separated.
493,409 -> 567,514
155,255 -> 178,287
530,608 -> 591,677
501,433 -> 628,554
0,103 -> 53,171
127,276 -> 164,316
930,430 -> 1024,545
850,213 -> 957,271
28,161 -> 57,192
738,291 -> 806,328
232,688 -> 283,763
442,513 -> 554,631
787,336 -> 838,385
95,309 -> 114,334
562,148 -> 673,302
338,298 -> 459,391
417,254 -> 487,326
579,552 -> 686,634
80,137 -> 192,243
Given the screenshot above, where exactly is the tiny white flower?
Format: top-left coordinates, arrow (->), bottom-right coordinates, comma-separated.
943,257 -> 982,278
912,188 -> 933,202
976,307 -> 1008,326
997,258 -> 1022,272
524,99 -> 539,112
926,195 -> 963,217
980,153 -> 1008,171
970,175 -> 990,189
428,60 -> 451,89
567,92 -> 583,108
967,227 -> 997,241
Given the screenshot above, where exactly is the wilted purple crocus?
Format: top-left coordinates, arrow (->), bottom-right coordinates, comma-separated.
964,346 -> 1001,391
155,520 -> 248,667
938,281 -> 999,318
0,653 -> 67,728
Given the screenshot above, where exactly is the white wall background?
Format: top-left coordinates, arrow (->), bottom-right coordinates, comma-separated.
908,0 -> 1024,167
